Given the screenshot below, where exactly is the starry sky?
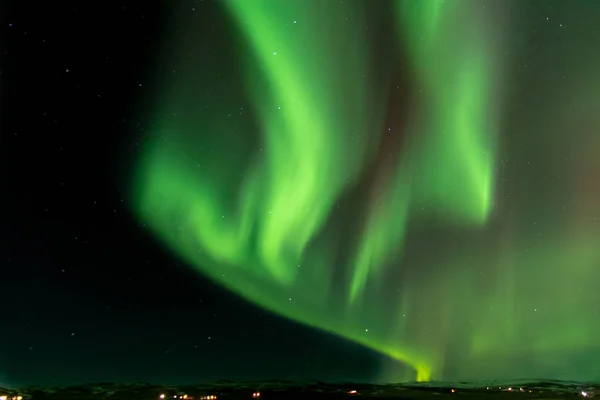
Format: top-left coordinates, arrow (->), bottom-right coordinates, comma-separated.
2,0 -> 600,387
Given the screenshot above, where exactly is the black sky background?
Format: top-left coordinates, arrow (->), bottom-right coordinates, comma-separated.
0,0 -> 383,386
4,0 -> 597,388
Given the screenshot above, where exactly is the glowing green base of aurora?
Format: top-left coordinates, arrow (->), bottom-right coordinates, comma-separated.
131,0 -> 600,382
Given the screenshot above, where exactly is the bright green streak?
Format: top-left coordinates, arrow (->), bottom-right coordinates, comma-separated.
131,0 -> 600,383
133,0 -> 433,381
398,0 -> 498,224
223,0 -> 372,286
349,0 -> 500,307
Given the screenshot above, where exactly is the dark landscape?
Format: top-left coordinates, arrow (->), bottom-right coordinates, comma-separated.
1,380 -> 596,400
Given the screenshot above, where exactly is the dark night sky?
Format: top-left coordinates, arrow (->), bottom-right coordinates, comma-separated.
2,0 -> 600,388
0,0 -> 382,386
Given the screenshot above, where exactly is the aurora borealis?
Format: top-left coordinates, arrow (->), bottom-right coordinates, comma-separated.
131,0 -> 600,383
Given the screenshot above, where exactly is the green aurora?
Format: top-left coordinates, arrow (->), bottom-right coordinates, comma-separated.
130,0 -> 600,382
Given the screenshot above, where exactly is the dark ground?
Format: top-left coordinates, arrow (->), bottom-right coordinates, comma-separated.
1,380 -> 595,400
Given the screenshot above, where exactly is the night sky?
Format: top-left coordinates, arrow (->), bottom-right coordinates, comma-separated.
2,0 -> 600,388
